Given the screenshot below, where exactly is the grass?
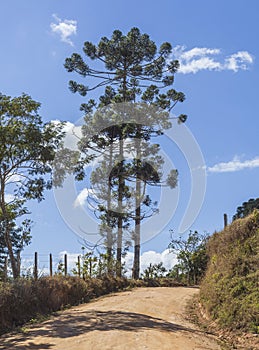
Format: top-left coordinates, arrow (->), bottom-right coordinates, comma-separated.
200,210 -> 259,333
0,275 -> 129,334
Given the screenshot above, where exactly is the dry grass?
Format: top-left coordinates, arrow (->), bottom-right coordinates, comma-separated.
200,210 -> 259,333
0,275 -> 129,334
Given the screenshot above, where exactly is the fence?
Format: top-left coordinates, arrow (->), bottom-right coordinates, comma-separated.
27,252 -> 82,279
2,252 -> 82,280
3,250 -> 116,280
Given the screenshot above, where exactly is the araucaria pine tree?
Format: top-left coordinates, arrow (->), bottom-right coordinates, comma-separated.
65,27 -> 187,278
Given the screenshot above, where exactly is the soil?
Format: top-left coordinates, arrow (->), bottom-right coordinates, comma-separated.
0,287 -> 226,350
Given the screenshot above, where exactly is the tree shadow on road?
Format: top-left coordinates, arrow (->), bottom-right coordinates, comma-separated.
0,309 -> 203,348
0,339 -> 54,350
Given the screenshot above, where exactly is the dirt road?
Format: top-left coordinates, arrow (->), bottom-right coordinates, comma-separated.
0,287 -> 223,350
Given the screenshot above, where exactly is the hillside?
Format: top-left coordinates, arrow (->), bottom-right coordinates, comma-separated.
200,210 -> 259,333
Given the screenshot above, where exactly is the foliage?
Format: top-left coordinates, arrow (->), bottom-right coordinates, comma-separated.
141,262 -> 167,280
56,260 -> 65,276
233,197 -> 259,221
0,93 -> 64,278
72,249 -> 127,278
0,202 -> 31,279
168,230 -> 209,285
64,27 -> 186,109
200,210 -> 259,332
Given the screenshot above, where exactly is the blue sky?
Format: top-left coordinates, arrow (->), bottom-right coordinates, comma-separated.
1,0 -> 259,272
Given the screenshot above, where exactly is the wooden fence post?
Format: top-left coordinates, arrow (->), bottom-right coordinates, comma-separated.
49,253 -> 53,277
224,213 -> 228,228
64,254 -> 67,276
78,255 -> 81,278
176,266 -> 179,281
34,252 -> 38,280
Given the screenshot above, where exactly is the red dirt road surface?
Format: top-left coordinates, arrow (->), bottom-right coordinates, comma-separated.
0,287 -> 223,350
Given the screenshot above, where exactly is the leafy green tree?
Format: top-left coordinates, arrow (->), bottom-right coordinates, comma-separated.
233,198 -> 259,221
64,27 -> 186,279
0,93 -> 63,278
168,230 -> 209,285
79,251 -> 98,279
166,263 -> 182,281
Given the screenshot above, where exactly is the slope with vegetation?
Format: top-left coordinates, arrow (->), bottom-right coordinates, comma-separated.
200,210 -> 259,333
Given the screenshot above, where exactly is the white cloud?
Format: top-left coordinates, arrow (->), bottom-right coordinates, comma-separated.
141,249 -> 177,271
123,249 -> 177,276
224,51 -> 254,72
6,174 -> 21,184
5,193 -> 15,203
179,47 -> 221,61
172,45 -> 254,74
62,121 -> 76,133
51,120 -> 75,132
208,155 -> 259,173
51,120 -> 82,150
50,14 -> 77,46
74,188 -> 94,207
180,57 -> 222,74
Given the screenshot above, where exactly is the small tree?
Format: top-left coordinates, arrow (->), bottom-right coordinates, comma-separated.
142,262 -> 167,280
168,230 -> 209,285
0,93 -> 63,278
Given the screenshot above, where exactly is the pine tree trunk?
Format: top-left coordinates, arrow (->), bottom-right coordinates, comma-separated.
132,127 -> 141,279
116,136 -> 124,277
107,142 -> 113,274
116,65 -> 128,278
133,196 -> 141,279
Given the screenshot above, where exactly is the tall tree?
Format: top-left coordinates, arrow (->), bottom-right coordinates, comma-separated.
76,109 -> 132,274
64,27 -> 186,278
0,93 -> 63,278
123,115 -> 179,279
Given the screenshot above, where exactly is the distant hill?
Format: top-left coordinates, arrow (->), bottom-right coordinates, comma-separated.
200,210 -> 259,333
